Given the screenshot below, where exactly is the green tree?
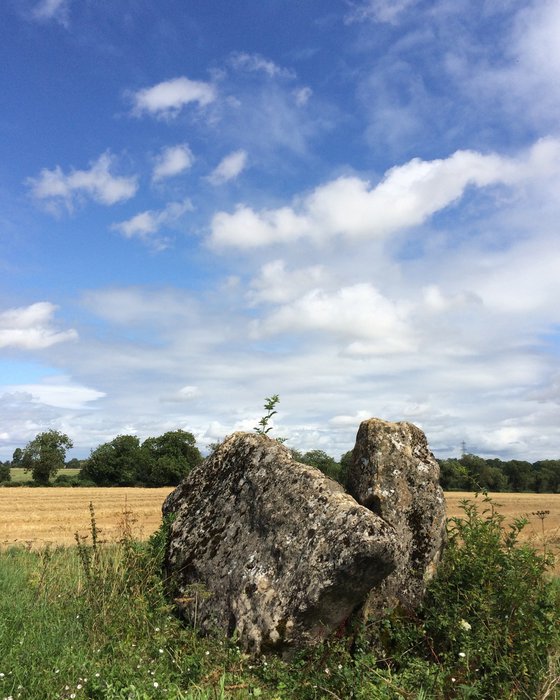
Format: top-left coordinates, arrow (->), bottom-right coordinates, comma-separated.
438,458 -> 469,490
140,430 -> 203,486
21,430 -> 73,485
11,447 -> 23,467
533,460 -> 560,493
81,435 -> 144,486
339,449 -> 354,487
502,459 -> 534,492
0,460 -> 10,483
65,457 -> 84,470
299,449 -> 341,481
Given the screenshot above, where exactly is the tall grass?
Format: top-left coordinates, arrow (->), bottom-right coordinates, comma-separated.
0,497 -> 558,699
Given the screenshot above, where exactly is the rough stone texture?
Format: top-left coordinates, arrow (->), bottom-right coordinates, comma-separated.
346,418 -> 446,613
163,432 -> 398,654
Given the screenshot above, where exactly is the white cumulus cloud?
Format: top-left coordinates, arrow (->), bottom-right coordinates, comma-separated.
252,283 -> 415,353
0,302 -> 78,350
112,199 -> 193,249
248,260 -> 326,305
210,138 -> 560,248
131,77 -> 216,119
152,144 -> 194,182
28,152 -> 137,211
207,150 -> 248,185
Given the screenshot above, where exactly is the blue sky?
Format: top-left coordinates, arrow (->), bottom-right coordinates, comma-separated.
2,0 -> 560,461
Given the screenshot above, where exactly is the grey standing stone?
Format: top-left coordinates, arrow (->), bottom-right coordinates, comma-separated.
163,432 -> 397,653
346,418 -> 447,613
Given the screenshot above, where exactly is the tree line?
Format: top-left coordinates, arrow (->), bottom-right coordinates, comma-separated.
1,430 -> 560,492
0,429 -> 203,487
438,453 -> 560,492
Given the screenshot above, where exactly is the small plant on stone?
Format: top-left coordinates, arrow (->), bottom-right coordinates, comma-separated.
254,394 -> 286,443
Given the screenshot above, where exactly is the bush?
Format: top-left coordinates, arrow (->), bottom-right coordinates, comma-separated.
0,461 -> 10,482
53,473 -> 81,486
375,494 -> 559,698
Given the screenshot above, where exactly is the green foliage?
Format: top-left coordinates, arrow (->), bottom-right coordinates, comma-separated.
299,449 -> 341,481
11,446 -> 23,466
0,513 -> 233,699
81,434 -> 144,486
254,394 -> 286,442
0,460 -> 10,482
339,449 -> 353,486
21,429 -> 73,484
66,457 -> 85,470
140,430 -> 203,486
375,494 -> 559,699
0,495 -> 558,698
438,453 -> 560,493
81,430 -> 203,487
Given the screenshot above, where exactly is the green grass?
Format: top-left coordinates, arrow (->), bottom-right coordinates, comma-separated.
0,498 -> 559,699
7,467 -> 81,483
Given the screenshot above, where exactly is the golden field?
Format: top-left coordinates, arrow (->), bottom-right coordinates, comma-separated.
0,487 -> 175,548
1,488 -> 559,569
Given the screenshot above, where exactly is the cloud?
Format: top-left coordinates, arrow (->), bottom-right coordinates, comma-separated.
131,77 -> 216,119
81,287 -> 199,328
160,385 -> 201,403
229,52 -> 296,79
248,260 -> 326,305
252,283 -> 415,353
112,199 -> 193,249
207,150 -> 248,185
345,0 -> 417,24
28,152 -> 137,211
209,138 -> 559,248
293,87 -> 313,106
0,302 -> 78,350
1,379 -> 104,410
152,144 -> 194,182
32,0 -> 69,24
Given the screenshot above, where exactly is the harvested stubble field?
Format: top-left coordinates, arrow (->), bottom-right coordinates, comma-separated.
0,487 -> 174,548
1,488 -> 559,569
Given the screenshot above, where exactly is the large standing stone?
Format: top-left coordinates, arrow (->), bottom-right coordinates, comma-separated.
346,418 -> 446,612
163,432 -> 398,654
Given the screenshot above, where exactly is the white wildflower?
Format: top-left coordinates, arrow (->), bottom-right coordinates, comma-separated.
153,681 -> 159,688
459,619 -> 472,631
459,652 -> 466,658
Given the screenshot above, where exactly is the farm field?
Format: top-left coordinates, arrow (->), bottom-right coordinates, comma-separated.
9,467 -> 80,483
0,487 -> 559,563
0,486 -> 174,548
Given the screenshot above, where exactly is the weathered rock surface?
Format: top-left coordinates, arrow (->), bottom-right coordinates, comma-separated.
346,418 -> 446,612
163,432 -> 398,653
